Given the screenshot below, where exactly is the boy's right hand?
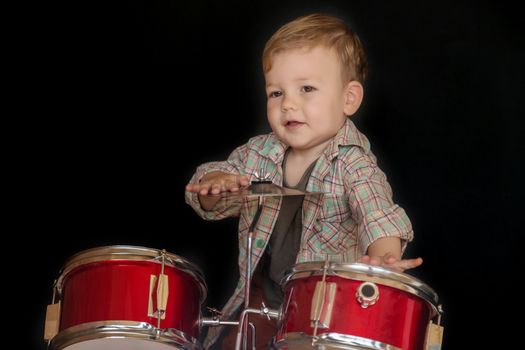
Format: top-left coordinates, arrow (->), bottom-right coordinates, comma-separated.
185,171 -> 250,195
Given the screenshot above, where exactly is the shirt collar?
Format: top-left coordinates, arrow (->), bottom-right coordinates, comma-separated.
322,118 -> 370,160
261,118 -> 370,163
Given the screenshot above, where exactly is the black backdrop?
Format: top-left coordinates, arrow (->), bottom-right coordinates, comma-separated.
28,1 -> 523,349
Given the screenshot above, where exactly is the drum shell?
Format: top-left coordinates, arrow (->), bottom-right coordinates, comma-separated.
58,259 -> 202,338
276,263 -> 439,350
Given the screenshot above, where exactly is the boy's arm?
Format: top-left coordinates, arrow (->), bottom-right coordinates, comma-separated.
367,236 -> 401,259
186,171 -> 249,211
344,152 -> 420,271
185,143 -> 250,220
362,236 -> 423,272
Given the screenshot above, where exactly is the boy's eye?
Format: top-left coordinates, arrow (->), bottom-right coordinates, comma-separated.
302,86 -> 315,92
269,91 -> 282,98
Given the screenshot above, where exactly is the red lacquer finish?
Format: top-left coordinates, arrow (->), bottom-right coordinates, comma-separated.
59,259 -> 203,338
276,264 -> 438,350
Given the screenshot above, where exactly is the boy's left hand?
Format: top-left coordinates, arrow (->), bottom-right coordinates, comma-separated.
358,253 -> 423,272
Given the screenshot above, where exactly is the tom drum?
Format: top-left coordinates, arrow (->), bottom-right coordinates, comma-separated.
45,245 -> 207,350
274,262 -> 443,350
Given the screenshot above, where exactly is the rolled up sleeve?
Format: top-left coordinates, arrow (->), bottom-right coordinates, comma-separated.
345,156 -> 414,255
185,145 -> 248,220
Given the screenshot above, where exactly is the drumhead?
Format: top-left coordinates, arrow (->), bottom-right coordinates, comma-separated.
62,338 -> 184,350
50,321 -> 200,350
281,262 -> 439,312
55,245 -> 207,302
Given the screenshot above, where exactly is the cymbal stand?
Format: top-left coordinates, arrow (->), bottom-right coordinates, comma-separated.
241,193 -> 264,350
202,181 -> 280,350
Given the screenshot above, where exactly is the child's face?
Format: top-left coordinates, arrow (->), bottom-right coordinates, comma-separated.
265,46 -> 348,153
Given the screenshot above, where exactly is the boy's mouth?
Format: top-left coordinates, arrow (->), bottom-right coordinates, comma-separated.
285,121 -> 304,128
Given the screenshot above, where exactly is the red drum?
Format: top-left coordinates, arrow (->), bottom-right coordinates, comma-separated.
274,262 -> 442,350
47,245 -> 207,350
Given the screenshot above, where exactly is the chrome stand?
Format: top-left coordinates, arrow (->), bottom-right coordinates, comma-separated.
201,182 -> 281,350
240,194 -> 264,350
234,304 -> 279,350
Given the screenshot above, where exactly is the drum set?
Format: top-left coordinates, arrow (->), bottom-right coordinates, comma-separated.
44,184 -> 444,350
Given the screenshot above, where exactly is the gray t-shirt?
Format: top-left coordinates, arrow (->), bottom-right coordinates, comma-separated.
261,151 -> 318,308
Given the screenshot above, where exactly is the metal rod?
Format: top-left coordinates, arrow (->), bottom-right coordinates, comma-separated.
48,280 -> 59,348
200,318 -> 240,327
312,257 -> 330,345
51,279 -> 57,305
234,305 -> 280,350
243,231 -> 253,350
236,308 -> 259,350
157,249 -> 167,332
248,322 -> 256,350
437,304 -> 444,326
245,231 -> 253,309
243,195 -> 264,350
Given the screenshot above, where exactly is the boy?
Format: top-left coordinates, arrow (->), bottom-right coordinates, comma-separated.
185,13 -> 422,349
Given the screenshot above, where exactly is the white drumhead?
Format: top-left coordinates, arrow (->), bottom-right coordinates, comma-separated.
63,337 -> 183,350
49,321 -> 200,350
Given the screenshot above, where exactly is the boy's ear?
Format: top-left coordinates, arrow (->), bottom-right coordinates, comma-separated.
343,81 -> 364,116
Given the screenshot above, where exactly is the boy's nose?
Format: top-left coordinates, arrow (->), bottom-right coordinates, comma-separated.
281,94 -> 298,112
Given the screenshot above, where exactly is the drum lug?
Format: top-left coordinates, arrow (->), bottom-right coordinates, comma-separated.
44,301 -> 61,341
424,321 -> 444,350
148,250 -> 170,324
148,275 -> 168,320
356,282 -> 379,308
310,281 -> 337,329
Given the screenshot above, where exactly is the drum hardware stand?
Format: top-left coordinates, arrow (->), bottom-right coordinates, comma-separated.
201,307 -> 240,327
238,182 -> 265,350
238,178 -> 280,350
202,178 -> 286,349
201,301 -> 279,350
234,303 -> 279,350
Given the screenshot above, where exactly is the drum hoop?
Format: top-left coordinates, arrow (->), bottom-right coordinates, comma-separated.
49,320 -> 201,350
281,262 -> 439,315
55,245 -> 207,303
273,332 -> 402,350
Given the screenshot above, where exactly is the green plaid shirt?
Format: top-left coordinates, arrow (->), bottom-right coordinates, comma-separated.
185,119 -> 413,348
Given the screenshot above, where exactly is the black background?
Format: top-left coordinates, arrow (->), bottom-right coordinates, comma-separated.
26,1 -> 523,349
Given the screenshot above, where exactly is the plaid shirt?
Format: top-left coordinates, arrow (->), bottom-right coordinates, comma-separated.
185,118 -> 413,348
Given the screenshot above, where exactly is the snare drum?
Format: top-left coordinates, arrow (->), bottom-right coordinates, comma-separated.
45,245 -> 207,350
274,262 -> 442,350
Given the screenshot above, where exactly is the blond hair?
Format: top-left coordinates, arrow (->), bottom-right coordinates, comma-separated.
262,13 -> 368,83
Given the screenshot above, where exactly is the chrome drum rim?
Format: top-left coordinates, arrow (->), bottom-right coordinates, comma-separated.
55,245 -> 207,303
49,321 -> 201,350
273,332 -> 401,350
